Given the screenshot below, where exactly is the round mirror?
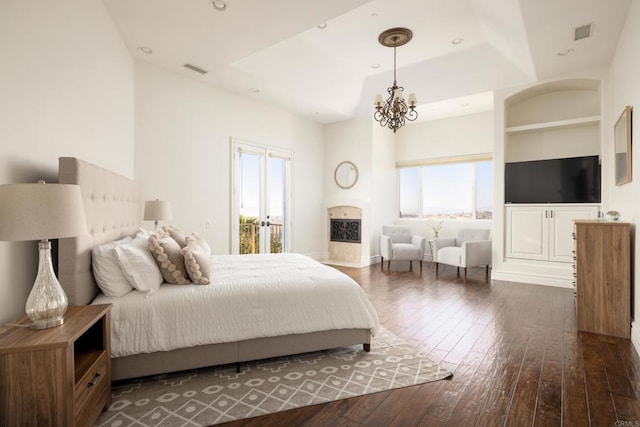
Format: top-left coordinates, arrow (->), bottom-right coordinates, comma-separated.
334,161 -> 358,189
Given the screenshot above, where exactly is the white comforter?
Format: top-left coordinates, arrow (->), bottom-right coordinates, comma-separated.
93,253 -> 379,357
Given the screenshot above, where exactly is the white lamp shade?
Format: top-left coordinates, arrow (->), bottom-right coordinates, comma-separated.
0,183 -> 88,241
144,200 -> 172,221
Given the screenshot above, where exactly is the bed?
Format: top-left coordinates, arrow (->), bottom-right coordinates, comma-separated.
57,157 -> 378,381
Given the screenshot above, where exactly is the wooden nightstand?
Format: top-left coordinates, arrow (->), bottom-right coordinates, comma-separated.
0,304 -> 111,426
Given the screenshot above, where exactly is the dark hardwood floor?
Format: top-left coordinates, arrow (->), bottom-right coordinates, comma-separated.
223,262 -> 640,426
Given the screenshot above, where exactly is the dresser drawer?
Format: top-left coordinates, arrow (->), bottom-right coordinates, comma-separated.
75,351 -> 109,426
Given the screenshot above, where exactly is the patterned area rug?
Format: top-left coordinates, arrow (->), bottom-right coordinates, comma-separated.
96,327 -> 452,426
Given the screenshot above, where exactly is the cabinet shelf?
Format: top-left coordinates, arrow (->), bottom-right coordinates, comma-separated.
505,115 -> 600,134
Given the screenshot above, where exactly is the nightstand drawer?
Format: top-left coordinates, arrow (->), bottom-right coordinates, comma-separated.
75,350 -> 109,426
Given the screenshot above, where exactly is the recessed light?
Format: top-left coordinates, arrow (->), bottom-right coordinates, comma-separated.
558,48 -> 575,56
249,88 -> 260,93
211,0 -> 227,11
137,46 -> 153,55
312,112 -> 320,116
371,63 -> 380,69
317,23 -> 327,30
452,38 -> 464,45
460,102 -> 470,107
371,13 -> 379,17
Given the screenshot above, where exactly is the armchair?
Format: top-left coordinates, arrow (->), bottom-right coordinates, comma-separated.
380,225 -> 425,273
433,228 -> 491,283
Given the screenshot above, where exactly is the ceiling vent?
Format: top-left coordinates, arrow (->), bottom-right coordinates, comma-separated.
183,63 -> 208,75
574,23 -> 593,41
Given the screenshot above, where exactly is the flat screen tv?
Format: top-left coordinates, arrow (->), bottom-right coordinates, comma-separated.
505,156 -> 601,204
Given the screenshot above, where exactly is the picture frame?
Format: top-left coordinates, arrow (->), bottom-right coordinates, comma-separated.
614,105 -> 633,186
334,161 -> 359,189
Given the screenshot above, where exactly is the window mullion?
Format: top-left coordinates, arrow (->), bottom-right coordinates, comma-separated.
472,162 -> 478,219
419,166 -> 424,220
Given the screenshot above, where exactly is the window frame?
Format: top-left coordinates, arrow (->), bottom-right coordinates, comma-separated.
397,154 -> 493,221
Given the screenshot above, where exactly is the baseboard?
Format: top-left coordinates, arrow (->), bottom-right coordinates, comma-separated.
632,322 -> 640,355
491,269 -> 574,288
366,255 -> 381,266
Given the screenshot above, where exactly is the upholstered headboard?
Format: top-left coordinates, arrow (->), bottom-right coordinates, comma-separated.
58,157 -> 141,305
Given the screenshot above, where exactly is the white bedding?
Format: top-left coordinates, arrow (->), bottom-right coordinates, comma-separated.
93,253 -> 379,358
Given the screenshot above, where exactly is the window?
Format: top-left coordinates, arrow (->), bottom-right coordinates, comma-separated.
399,160 -> 493,220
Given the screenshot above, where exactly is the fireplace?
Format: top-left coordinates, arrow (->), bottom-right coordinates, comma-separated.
330,219 -> 361,243
327,205 -> 363,265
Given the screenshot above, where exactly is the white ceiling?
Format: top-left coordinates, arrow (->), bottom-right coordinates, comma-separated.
103,0 -> 631,124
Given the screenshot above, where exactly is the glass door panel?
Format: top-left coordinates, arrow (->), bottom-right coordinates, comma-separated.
268,156 -> 285,254
238,151 -> 262,254
232,140 -> 292,255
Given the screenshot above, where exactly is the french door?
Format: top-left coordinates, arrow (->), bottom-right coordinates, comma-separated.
231,139 -> 292,254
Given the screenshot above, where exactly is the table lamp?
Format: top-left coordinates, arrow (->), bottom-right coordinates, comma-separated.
0,181 -> 87,329
144,199 -> 172,230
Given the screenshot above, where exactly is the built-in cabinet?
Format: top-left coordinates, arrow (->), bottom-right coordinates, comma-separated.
505,80 -> 601,164
506,205 -> 599,263
574,221 -> 630,338
495,78 -> 603,287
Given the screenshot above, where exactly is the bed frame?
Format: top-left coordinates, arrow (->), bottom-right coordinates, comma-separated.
58,157 -> 370,381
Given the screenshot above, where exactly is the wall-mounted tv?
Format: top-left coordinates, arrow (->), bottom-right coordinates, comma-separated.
505,155 -> 601,204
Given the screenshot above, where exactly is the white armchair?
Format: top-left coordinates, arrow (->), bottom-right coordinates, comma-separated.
433,228 -> 491,283
380,225 -> 426,273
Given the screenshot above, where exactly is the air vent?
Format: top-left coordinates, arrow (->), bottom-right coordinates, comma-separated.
574,23 -> 593,41
183,63 -> 208,75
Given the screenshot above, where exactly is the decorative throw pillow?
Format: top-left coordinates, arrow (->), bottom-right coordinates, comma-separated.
92,236 -> 134,297
182,234 -> 212,285
114,235 -> 163,294
162,226 -> 211,255
163,225 -> 187,247
148,230 -> 190,285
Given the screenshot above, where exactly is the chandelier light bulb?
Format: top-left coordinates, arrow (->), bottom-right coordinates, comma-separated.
374,94 -> 383,107
408,93 -> 417,107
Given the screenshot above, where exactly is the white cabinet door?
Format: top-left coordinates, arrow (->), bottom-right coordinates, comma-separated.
548,206 -> 599,262
506,206 -> 548,260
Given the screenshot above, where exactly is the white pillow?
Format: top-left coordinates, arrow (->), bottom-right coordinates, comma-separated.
92,236 -> 134,297
194,233 -> 211,256
114,235 -> 163,294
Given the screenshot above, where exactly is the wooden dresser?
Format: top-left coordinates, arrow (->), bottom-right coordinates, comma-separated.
574,220 -> 630,338
0,304 -> 111,426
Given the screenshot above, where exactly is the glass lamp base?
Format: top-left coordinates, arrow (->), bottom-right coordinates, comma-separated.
25,241 -> 68,330
29,316 -> 64,330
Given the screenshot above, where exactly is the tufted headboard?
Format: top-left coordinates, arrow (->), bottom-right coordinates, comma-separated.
58,157 -> 141,305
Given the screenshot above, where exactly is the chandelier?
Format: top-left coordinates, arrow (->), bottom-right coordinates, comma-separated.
373,28 -> 418,133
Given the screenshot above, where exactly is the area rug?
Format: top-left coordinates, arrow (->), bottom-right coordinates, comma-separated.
95,327 -> 452,426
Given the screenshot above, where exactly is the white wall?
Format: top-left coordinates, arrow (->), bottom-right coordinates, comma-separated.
0,0 -> 134,324
322,118 -> 373,261
321,118 -> 397,262
134,61 -> 324,257
370,124 -> 397,258
323,118 -> 373,203
608,0 -> 640,352
396,112 -> 494,162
